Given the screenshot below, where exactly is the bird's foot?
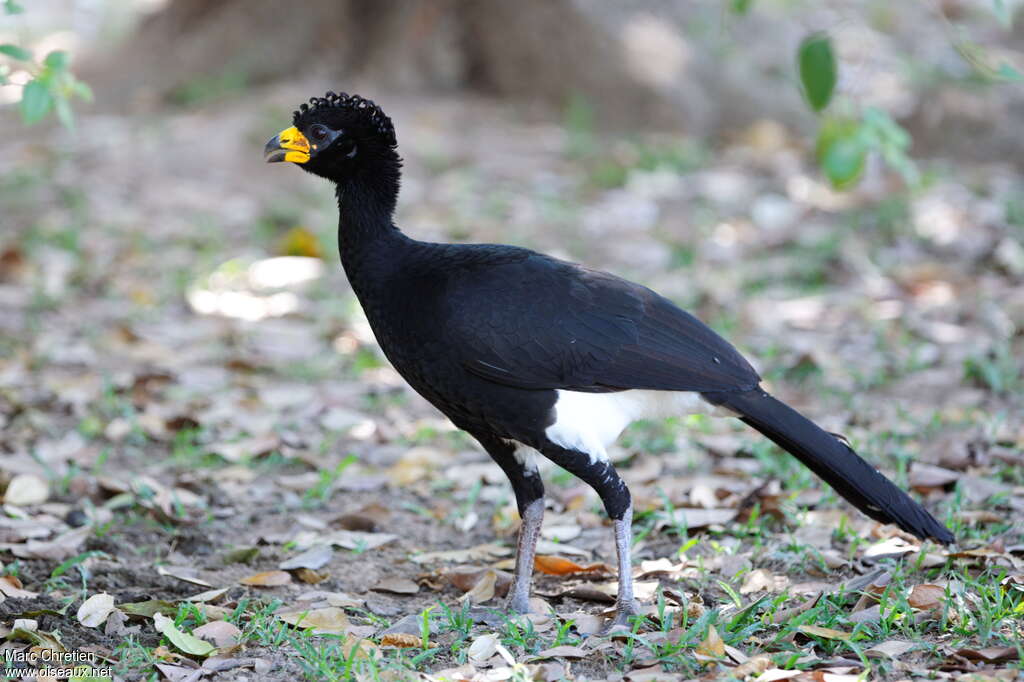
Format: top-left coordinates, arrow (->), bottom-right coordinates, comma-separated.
599,599 -> 642,635
466,591 -> 532,626
504,591 -> 532,616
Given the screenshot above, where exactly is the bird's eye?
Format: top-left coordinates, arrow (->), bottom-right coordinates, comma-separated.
309,124 -> 329,142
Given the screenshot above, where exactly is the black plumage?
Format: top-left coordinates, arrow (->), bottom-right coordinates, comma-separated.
265,92 -> 953,629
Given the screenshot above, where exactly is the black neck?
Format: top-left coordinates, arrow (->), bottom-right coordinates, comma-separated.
334,151 -> 408,294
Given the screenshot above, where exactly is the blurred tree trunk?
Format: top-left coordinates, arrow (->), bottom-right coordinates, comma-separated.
85,0 -> 1024,165
84,0 -> 688,129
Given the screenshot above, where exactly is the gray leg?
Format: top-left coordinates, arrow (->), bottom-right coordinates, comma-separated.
471,434 -> 546,615
507,497 -> 544,614
606,503 -> 640,629
538,444 -> 640,631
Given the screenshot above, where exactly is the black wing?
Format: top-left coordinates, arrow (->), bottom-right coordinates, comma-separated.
442,250 -> 759,393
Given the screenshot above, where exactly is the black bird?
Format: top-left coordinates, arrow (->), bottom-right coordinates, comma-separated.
265,92 -> 953,629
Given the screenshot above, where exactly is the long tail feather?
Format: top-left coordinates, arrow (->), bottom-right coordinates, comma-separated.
703,389 -> 953,544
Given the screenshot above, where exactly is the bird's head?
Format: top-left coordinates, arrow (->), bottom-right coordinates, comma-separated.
264,91 -> 398,183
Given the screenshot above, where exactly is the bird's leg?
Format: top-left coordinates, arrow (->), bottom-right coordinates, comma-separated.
508,497 -> 544,614
540,444 -> 640,632
474,435 -> 546,615
607,503 -> 640,629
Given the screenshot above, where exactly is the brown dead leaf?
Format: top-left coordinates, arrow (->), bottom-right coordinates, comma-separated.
157,565 -> 213,587
380,632 -> 421,648
3,473 -> 49,506
293,568 -> 328,584
460,569 -> 497,604
411,543 -> 510,565
533,555 -> 610,576
279,544 -> 333,571
76,593 -> 116,628
192,620 -> 241,648
446,566 -> 512,597
209,434 -> 281,462
321,530 -> 397,551
865,639 -> 916,658
371,577 -> 420,595
239,570 -> 292,587
731,654 -> 772,678
907,583 -> 945,610
0,575 -> 39,598
771,592 -> 821,624
695,625 -> 725,660
954,646 -> 1018,663
277,607 -> 350,635
530,645 -> 588,660
740,569 -> 789,594
7,525 -> 90,560
909,463 -> 960,491
798,624 -> 852,641
186,587 -> 230,603
956,510 -> 1004,524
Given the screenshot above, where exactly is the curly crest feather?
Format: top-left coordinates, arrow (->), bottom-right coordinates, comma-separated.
293,91 -> 396,148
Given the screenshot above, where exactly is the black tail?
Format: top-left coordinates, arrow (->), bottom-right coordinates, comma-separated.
703,388 -> 954,544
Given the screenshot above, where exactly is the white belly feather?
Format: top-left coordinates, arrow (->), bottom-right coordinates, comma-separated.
544,389 -> 733,463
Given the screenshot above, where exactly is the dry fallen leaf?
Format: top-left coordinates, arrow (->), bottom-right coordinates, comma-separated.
372,577 -> 420,595
798,624 -> 852,641
277,607 -> 350,635
192,620 -> 241,648
954,646 -> 1019,663
186,587 -> 230,603
907,583 -> 945,610
468,633 -> 499,665
533,555 -> 609,576
530,645 -> 588,661
865,639 -> 916,659
239,570 -> 292,587
321,530 -> 397,551
76,593 -> 116,628
0,575 -> 39,598
3,474 -> 49,506
380,632 -> 421,648
740,569 -> 788,594
460,569 -> 497,604
412,543 -> 511,565
695,625 -> 725,660
279,544 -> 333,571
157,565 -> 213,587
730,654 -> 772,678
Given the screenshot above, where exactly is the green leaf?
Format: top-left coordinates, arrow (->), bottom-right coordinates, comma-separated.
72,80 -> 95,102
20,79 -> 54,125
119,599 -> 178,618
730,0 -> 754,15
996,62 -> 1023,82
798,32 -> 837,113
55,96 -> 74,129
3,0 -> 24,15
991,0 -> 1013,28
820,135 -> 866,189
153,612 -> 216,657
44,50 -> 69,70
0,43 -> 31,60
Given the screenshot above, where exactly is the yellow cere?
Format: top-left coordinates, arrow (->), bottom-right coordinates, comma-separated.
277,126 -> 311,164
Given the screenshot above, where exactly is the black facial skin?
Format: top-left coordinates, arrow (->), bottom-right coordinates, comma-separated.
291,109 -> 402,218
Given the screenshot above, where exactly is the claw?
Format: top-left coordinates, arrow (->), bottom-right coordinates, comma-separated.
599,600 -> 642,635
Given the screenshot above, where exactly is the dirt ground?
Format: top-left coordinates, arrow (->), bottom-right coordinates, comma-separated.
1,76 -> 1023,681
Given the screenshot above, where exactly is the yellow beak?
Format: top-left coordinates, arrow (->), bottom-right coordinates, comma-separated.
264,126 -> 310,164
